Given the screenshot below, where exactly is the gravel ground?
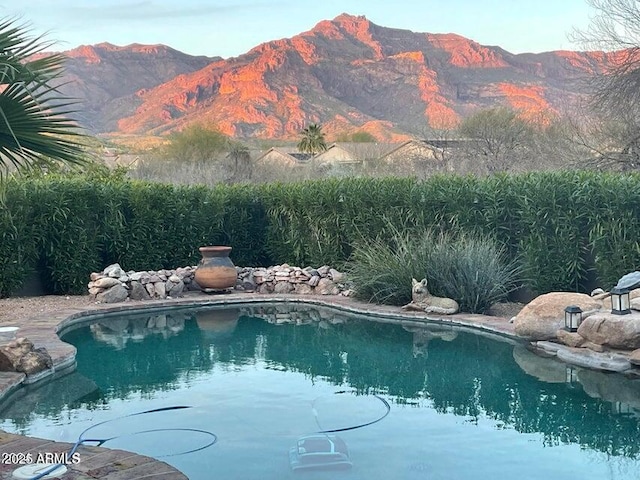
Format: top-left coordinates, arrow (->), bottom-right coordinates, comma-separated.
0,295 -> 96,325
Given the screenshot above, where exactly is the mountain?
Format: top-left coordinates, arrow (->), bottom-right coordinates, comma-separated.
60,43 -> 217,132
62,14 -> 618,139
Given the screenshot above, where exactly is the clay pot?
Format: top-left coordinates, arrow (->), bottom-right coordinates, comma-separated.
194,246 -> 237,291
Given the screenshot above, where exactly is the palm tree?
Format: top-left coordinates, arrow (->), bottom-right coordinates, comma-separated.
297,123 -> 328,154
0,19 -> 86,180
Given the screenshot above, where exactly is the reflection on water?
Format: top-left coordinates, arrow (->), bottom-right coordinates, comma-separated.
1,303 -> 640,478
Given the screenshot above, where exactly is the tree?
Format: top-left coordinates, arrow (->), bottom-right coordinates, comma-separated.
297,123 -> 327,154
226,141 -> 252,182
457,107 -> 533,173
0,19 -> 86,180
571,0 -> 640,169
160,123 -> 229,163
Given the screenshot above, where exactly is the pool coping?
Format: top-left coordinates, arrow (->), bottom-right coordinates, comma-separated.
0,291 -> 519,403
0,292 -> 518,480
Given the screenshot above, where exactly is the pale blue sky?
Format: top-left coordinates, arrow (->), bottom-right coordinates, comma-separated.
4,0 -> 594,58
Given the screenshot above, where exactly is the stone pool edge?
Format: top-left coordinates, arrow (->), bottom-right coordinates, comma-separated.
0,291 -> 519,403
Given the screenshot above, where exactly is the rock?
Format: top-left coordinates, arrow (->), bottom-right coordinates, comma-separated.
92,277 -> 121,289
90,272 -> 103,281
145,283 -> 156,296
274,281 -> 294,294
167,280 -> 184,297
583,341 -> 605,353
556,329 -> 586,348
294,283 -> 314,295
258,283 -> 274,294
88,287 -> 102,296
578,311 -> 640,349
316,278 -> 338,295
308,275 -> 320,287
556,346 -> 631,372
0,338 -> 34,370
241,280 -> 256,292
118,275 -> 130,283
513,292 -> 603,341
590,288 -> 605,297
17,348 -> 52,375
329,269 -> 346,283
129,281 -> 151,301
616,271 -> 640,291
630,349 -> 640,366
104,263 -> 124,278
154,282 -> 167,299
96,284 -> 129,304
0,338 -> 52,375
317,265 -> 331,276
129,272 -> 143,282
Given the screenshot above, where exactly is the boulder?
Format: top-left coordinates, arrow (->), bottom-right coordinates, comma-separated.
0,338 -> 52,375
555,329 -> 586,348
329,268 -> 346,283
93,277 -> 121,289
17,348 -> 53,375
274,281 -> 294,294
578,311 -> 640,350
630,349 -> 640,366
294,283 -> 314,295
129,281 -> 151,301
96,284 -> 128,304
154,282 -> 167,299
556,346 -> 631,372
104,263 -> 124,278
316,278 -> 338,295
167,280 -> 184,298
513,292 -> 602,340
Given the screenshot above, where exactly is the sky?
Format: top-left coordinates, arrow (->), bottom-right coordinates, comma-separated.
3,0 -> 595,58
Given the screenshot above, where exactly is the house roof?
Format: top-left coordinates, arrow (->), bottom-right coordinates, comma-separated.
314,142 -> 398,163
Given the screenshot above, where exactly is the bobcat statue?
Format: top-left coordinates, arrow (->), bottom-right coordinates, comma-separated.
401,278 -> 459,315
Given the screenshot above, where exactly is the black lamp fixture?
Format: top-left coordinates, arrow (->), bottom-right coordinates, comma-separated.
564,305 -> 583,332
610,287 -> 631,315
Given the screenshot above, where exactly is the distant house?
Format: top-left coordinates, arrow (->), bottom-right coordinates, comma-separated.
379,140 -> 444,163
254,147 -> 312,167
313,142 -> 397,165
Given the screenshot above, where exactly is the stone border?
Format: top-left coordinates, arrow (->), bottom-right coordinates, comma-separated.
0,291 -> 519,404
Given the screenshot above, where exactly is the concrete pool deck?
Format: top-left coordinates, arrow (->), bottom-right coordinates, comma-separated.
0,292 -> 518,479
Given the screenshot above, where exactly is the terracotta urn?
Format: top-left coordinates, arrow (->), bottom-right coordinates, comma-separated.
194,246 -> 237,291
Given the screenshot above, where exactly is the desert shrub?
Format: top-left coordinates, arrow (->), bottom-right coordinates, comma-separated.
347,228 -> 435,305
348,228 -> 522,313
426,232 -> 523,313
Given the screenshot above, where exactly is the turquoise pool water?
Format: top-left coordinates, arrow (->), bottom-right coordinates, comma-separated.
1,304 -> 640,479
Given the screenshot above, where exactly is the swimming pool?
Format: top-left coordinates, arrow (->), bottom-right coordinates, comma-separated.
1,303 -> 639,479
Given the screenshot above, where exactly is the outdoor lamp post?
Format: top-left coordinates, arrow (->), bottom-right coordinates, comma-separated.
564,305 -> 583,332
610,287 -> 631,315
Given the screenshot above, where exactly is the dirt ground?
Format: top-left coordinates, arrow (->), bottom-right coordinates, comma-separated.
0,295 -> 96,325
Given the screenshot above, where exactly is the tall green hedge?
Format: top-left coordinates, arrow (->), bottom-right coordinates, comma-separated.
1,170 -> 639,296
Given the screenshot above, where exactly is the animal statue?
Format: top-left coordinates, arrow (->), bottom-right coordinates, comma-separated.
401,278 -> 459,315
